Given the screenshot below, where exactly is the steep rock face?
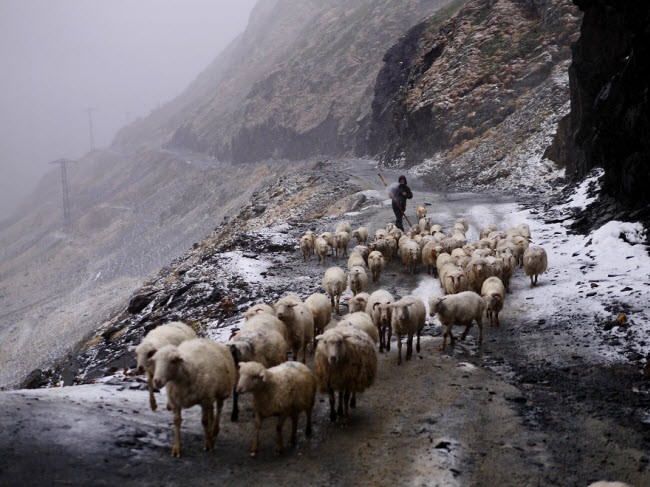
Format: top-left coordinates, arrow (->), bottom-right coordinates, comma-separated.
566,0 -> 650,209
114,0 -> 453,163
370,0 -> 580,189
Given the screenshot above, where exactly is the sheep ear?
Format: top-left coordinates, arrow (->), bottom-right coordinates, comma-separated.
288,303 -> 298,308
315,334 -> 323,341
171,356 -> 183,364
147,349 -> 157,359
261,371 -> 268,383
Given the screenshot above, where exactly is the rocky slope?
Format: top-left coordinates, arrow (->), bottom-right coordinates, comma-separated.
370,0 -> 580,191
564,0 -> 650,222
114,0 -> 453,163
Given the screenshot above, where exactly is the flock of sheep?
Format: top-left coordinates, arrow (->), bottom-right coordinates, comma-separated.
132,205 -> 550,459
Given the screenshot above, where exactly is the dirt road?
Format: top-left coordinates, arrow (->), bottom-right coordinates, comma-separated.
1,160 -> 648,486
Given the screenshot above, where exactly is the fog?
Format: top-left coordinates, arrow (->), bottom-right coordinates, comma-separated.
0,0 -> 257,221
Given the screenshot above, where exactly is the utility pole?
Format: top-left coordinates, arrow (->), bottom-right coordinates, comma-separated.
86,107 -> 96,151
49,158 -> 76,228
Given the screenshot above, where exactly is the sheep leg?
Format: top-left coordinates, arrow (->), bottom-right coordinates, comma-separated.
460,323 -> 471,341
231,387 -> 239,422
406,332 -> 413,361
275,415 -> 287,455
397,334 -> 403,365
289,413 -> 299,446
328,388 -> 337,422
440,329 -> 448,351
416,329 -> 421,353
343,390 -> 351,418
534,274 -> 538,285
201,403 -> 215,451
251,412 -> 262,457
378,325 -> 385,353
302,343 -> 308,364
386,326 -> 392,352
530,275 -> 534,287
212,398 -> 224,440
350,392 -> 356,408
337,390 -> 345,418
171,408 -> 182,458
495,312 -> 500,327
147,371 -> 157,411
292,345 -> 300,362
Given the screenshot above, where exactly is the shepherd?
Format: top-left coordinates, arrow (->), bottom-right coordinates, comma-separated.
390,175 -> 413,231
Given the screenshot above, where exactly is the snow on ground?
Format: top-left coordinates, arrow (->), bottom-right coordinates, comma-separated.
501,169 -> 649,363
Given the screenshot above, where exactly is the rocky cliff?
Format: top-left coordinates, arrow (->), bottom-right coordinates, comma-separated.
369,0 -> 580,192
114,0 -> 453,163
565,0 -> 650,213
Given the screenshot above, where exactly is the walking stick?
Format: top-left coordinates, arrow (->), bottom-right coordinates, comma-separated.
378,173 -> 412,227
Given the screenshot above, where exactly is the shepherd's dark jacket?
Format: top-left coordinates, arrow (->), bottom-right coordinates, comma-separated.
390,183 -> 413,212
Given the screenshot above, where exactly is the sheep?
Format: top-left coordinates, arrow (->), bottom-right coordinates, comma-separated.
466,256 -> 490,294
274,297 -> 315,363
389,296 -> 426,365
351,245 -> 369,262
383,234 -> 398,258
511,235 -> 530,267
236,361 -> 316,457
429,291 -> 485,351
430,224 -> 443,234
315,326 -> 377,422
366,289 -> 395,352
496,246 -> 517,292
347,292 -> 369,313
243,303 -> 275,321
134,321 -> 197,412
388,226 -> 404,241
368,238 -> 391,261
335,221 -> 352,235
299,235 -> 313,262
441,266 -> 469,295
523,246 -> 548,287
333,231 -> 351,258
322,266 -> 347,314
455,217 -> 469,232
238,313 -> 289,345
436,252 -> 452,276
320,232 -> 334,252
351,226 -> 368,246
480,224 -> 498,239
367,250 -> 385,282
230,328 -> 287,368
374,228 -> 388,241
304,292 -> 332,341
337,311 -> 379,344
400,239 -> 421,275
151,338 -> 237,457
485,255 -> 504,280
314,237 -> 329,265
348,265 -> 368,296
418,217 -> 431,232
421,241 -> 444,275
347,251 -> 366,270
416,205 -> 427,219
481,276 -> 505,327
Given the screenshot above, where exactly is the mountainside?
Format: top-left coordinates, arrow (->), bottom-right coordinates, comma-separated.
370,0 -> 580,191
114,0 -> 453,162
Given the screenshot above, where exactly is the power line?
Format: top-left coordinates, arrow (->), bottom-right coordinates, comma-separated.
49,158 -> 76,228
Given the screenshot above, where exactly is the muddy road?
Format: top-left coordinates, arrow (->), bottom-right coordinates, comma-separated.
1,160 -> 649,486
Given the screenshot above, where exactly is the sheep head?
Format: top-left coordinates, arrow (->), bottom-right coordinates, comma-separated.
236,361 -> 267,394
151,344 -> 183,389
319,329 -> 347,365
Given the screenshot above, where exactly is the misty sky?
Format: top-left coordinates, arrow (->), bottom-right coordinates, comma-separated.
0,0 -> 257,220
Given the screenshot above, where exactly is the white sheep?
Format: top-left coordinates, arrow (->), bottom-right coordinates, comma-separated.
236,361 -> 316,457
333,231 -> 351,258
238,313 -> 289,345
274,296 -> 315,363
400,240 -> 420,275
368,238 -> 391,261
243,303 -> 275,321
523,246 -> 548,287
335,221 -> 352,235
314,237 -> 329,265
429,291 -> 485,351
351,245 -> 369,262
481,276 -> 505,327
151,338 -> 237,457
230,328 -> 287,369
480,224 -> 498,239
455,218 -> 469,232
299,235 -> 313,262
304,292 -> 332,340
322,266 -> 347,314
374,228 -> 388,241
389,296 -> 426,365
347,251 -> 366,270
347,292 -> 370,313
367,250 -> 385,282
351,227 -> 368,246
441,265 -> 469,295
366,289 -> 395,353
134,321 -> 197,412
466,256 -> 490,294
315,326 -> 377,422
416,205 -> 427,219
337,311 -> 379,344
348,265 -> 368,296
421,241 -> 444,275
